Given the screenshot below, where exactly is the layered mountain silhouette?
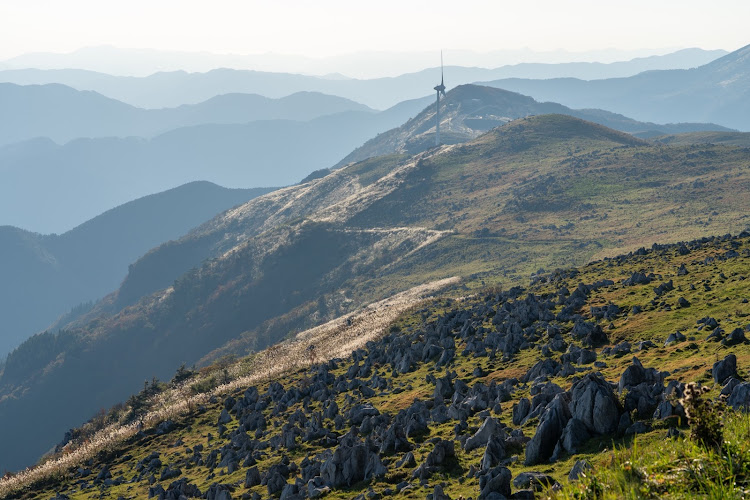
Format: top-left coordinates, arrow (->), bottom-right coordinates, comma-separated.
3,83 -> 728,234
0,45 -> 726,81
0,181 -> 273,359
336,84 -> 731,166
2,114 -> 750,471
482,43 -> 750,130
0,84 -> 371,147
0,96 -> 429,233
0,47 -> 727,109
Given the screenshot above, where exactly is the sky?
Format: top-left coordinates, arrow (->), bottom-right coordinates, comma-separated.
1,0 -> 749,75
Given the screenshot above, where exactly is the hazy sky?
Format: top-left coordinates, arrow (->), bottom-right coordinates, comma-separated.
1,0 -> 748,61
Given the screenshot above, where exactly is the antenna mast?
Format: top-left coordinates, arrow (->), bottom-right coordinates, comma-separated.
433,51 -> 446,146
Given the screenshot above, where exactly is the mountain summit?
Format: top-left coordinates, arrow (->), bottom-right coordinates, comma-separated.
336,84 -> 729,166
482,43 -> 750,130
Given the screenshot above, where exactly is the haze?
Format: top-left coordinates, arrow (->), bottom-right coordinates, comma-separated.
2,0 -> 749,77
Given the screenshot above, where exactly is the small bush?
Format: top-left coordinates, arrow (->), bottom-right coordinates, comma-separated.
171,363 -> 196,386
680,382 -> 725,449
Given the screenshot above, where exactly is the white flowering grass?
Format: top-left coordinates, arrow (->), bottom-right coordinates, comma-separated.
0,277 -> 458,497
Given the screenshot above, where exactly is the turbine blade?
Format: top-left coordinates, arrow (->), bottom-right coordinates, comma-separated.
441,50 -> 444,82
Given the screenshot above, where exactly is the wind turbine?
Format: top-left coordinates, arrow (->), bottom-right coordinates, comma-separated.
433,51 -> 446,146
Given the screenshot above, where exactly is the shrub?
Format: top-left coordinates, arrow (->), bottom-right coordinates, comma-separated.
171,363 -> 196,386
680,382 -> 725,449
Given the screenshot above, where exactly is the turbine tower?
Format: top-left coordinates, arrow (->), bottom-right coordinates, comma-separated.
433,51 -> 446,146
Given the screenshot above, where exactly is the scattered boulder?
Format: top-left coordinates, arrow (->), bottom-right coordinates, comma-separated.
512,398 -> 531,426
513,471 -> 559,491
205,483 -> 234,500
653,280 -> 674,297
395,452 -> 416,469
480,434 -> 507,471
557,417 -> 590,455
478,466 -> 512,499
568,459 -> 593,481
160,466 -> 182,481
722,328 -> 747,347
707,327 -> 725,342
164,478 -> 201,499
664,331 -> 686,346
522,359 -> 561,382
571,321 -> 609,348
524,394 -> 570,465
722,377 -> 742,397
432,484 -> 452,500
347,403 -> 380,425
464,417 -> 504,452
156,419 -> 176,435
625,421 -> 650,435
245,467 -> 261,488
636,340 -> 656,351
413,440 -> 457,480
610,342 -> 631,358
713,354 -> 738,385
728,383 -> 750,411
217,409 -> 232,425
623,272 -> 652,286
321,432 -> 386,487
570,373 -> 621,435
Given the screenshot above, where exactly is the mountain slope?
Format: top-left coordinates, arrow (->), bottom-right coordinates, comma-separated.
481,43 -> 750,130
0,181 -> 273,358
2,115 -> 750,471
4,231 -> 750,499
0,83 -> 372,147
335,84 -> 731,166
652,130 -> 750,147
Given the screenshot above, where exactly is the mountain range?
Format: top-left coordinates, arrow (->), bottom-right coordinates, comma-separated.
0,82 -> 731,234
336,84 -> 731,166
0,48 -> 728,110
2,113 -> 750,471
0,45 -> 726,78
0,181 -> 273,359
0,93 -> 430,233
482,43 -> 750,130
0,84 -> 372,147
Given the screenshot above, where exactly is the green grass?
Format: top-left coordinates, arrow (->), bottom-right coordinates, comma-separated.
554,412 -> 750,499
7,117 -> 750,499
8,234 -> 750,500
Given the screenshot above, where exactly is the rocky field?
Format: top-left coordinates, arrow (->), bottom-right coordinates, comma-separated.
4,230 -> 750,499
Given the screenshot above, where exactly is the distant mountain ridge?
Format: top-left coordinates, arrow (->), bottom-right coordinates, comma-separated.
481,43 -> 750,130
0,48 -> 728,109
0,95 -> 429,233
0,83 -> 372,147
336,84 -> 732,166
0,181 -> 273,359
0,45 -> 726,79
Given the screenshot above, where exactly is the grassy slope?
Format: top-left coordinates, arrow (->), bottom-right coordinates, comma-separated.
4,114 -> 750,474
6,232 -> 750,499
654,130 -> 750,148
188,115 -> 750,361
